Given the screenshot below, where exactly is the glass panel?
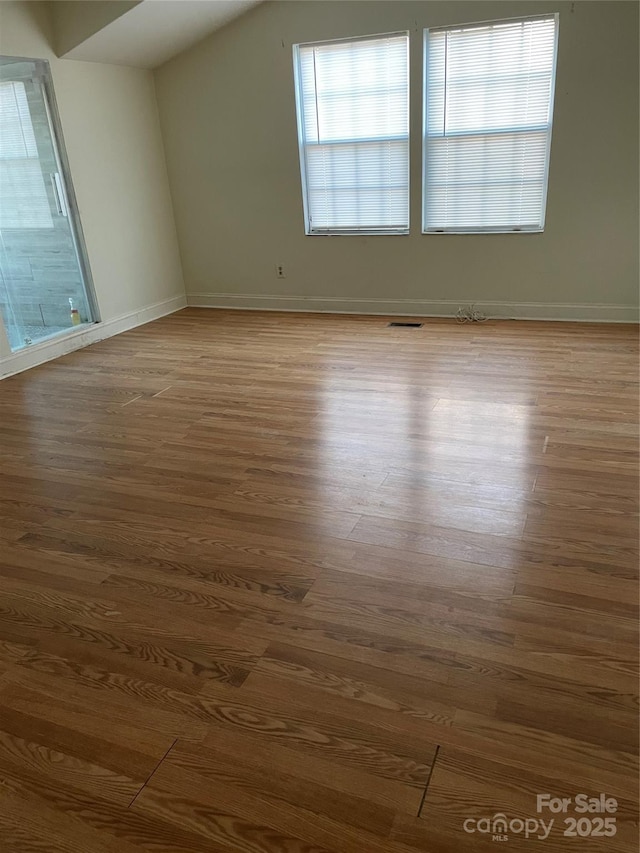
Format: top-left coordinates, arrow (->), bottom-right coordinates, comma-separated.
0,58 -> 95,351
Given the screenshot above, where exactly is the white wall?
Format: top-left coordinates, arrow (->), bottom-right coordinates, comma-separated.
0,0 -> 185,374
155,0 -> 639,321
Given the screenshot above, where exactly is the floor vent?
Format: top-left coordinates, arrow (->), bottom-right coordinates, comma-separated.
387,322 -> 423,328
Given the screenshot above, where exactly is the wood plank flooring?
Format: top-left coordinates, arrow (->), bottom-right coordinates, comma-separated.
0,308 -> 638,852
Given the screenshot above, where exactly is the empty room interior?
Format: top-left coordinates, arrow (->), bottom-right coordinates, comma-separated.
0,0 -> 638,850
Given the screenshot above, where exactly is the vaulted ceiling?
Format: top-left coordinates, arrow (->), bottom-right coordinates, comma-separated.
50,0 -> 262,69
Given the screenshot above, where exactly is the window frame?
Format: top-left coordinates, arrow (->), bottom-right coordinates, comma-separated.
293,31 -> 411,237
421,14 -> 560,235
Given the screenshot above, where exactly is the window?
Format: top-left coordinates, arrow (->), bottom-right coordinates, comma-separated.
423,15 -> 558,233
293,32 -> 409,235
0,80 -> 52,229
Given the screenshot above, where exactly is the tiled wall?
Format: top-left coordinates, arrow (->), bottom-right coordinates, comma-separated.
0,226 -> 88,329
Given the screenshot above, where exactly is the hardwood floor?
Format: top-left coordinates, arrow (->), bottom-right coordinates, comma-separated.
0,308 -> 637,852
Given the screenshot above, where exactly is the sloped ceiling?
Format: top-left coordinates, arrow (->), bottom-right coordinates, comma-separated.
51,0 -> 262,69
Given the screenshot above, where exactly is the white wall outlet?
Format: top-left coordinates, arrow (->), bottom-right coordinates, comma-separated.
276,264 -> 286,278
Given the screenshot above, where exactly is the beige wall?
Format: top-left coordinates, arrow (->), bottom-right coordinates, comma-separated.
155,0 -> 639,321
0,0 -> 184,327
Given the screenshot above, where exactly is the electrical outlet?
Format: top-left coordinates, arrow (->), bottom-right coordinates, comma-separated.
276,264 -> 286,279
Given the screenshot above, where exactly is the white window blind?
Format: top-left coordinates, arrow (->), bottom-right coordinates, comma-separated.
294,33 -> 409,234
0,81 -> 52,229
423,15 -> 558,233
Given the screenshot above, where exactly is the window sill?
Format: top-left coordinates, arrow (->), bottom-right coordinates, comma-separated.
422,229 -> 544,235
306,230 -> 410,237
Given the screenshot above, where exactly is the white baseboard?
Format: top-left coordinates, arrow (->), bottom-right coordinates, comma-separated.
2,290 -> 635,380
0,294 -> 187,379
187,292 -> 639,323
